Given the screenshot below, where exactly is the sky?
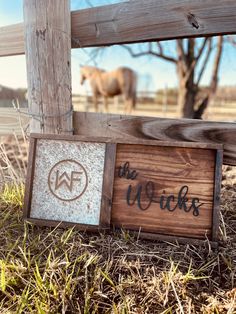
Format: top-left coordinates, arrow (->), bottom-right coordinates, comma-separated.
0,0 -> 236,94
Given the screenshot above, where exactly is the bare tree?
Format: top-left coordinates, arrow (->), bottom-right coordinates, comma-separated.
123,37 -> 224,119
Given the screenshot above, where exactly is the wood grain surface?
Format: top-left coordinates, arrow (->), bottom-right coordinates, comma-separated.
112,143 -> 219,239
1,0 -> 236,57
73,112 -> 236,166
0,108 -> 29,135
0,23 -> 24,57
23,0 -> 72,134
71,0 -> 236,47
99,143 -> 117,228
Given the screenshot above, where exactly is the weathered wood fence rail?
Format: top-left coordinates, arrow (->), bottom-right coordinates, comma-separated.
1,0 -> 236,57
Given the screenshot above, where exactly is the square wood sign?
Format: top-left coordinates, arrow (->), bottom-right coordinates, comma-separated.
24,134 -> 116,230
24,134 -> 222,243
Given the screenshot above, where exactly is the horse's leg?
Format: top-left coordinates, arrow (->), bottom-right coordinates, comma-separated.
126,98 -> 133,114
120,84 -> 133,114
122,94 -> 128,114
93,94 -> 98,112
132,92 -> 136,111
104,96 -> 109,113
120,70 -> 137,114
122,93 -> 132,114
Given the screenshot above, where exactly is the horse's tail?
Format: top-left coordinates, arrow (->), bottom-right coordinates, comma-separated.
130,70 -> 137,109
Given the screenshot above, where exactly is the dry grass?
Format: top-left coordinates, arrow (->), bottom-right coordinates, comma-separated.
0,135 -> 235,313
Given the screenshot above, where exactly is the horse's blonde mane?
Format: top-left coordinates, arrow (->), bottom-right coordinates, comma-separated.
81,65 -> 105,75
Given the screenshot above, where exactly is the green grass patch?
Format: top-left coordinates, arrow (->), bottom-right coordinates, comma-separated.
0,197 -> 235,313
0,183 -> 24,209
0,168 -> 235,313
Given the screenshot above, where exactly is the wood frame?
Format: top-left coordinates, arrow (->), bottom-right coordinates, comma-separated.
212,149 -> 223,241
127,232 -> 219,248
23,133 -> 116,230
24,133 -> 222,243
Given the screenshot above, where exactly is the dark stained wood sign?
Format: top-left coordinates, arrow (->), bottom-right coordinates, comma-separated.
112,143 -> 222,242
24,134 -> 222,243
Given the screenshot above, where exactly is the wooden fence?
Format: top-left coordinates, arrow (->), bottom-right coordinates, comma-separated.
1,0 -> 236,57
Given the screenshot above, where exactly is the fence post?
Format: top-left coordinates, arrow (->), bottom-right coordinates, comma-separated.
23,0 -> 73,134
162,85 -> 168,117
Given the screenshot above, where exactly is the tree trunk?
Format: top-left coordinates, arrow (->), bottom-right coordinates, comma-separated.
122,37 -> 223,120
177,71 -> 197,118
177,39 -> 197,119
177,37 -> 223,119
195,36 -> 223,119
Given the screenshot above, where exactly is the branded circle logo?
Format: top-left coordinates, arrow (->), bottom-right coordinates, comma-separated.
48,160 -> 88,201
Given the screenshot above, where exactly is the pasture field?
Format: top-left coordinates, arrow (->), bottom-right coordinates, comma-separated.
0,134 -> 235,313
0,94 -> 236,136
0,108 -> 28,136
72,94 -> 236,121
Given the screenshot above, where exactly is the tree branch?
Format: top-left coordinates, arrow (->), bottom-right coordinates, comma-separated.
184,38 -> 209,85
156,41 -> 163,55
195,38 -> 208,62
209,36 -> 224,94
196,38 -> 213,86
194,36 -> 223,119
123,44 -> 177,63
148,50 -> 178,63
227,35 -> 236,47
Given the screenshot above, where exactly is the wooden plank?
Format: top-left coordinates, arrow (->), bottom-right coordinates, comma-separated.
0,108 -> 29,135
71,0 -> 236,47
23,137 -> 37,219
29,132 -> 222,150
0,23 -> 24,57
129,231 -> 218,248
1,0 -> 236,57
99,143 -> 117,228
23,0 -> 72,134
73,111 -> 236,166
211,149 -> 223,241
111,143 -> 220,240
25,218 -> 108,232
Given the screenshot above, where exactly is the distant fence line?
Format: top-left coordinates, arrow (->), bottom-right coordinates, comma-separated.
72,92 -> 236,119
0,91 -> 235,136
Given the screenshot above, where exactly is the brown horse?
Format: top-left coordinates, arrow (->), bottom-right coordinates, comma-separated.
80,66 -> 137,113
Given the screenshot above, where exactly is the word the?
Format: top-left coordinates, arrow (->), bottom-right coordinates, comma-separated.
118,162 -> 138,180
